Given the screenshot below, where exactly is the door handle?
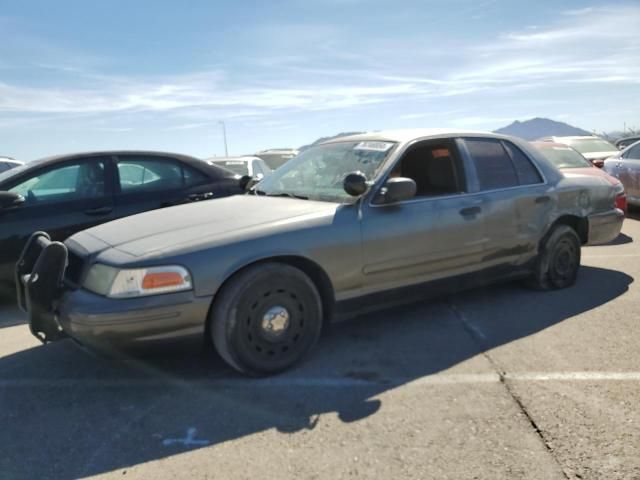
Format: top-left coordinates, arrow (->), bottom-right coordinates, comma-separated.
535,196 -> 551,204
188,192 -> 214,201
84,206 -> 113,216
459,206 -> 481,217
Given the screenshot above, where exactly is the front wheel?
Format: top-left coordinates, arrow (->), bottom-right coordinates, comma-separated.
210,263 -> 323,376
528,225 -> 581,290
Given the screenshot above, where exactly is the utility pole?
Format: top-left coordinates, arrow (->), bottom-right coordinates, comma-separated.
219,121 -> 229,156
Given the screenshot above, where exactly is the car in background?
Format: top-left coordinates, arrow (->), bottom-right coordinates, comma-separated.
537,136 -> 618,168
254,148 -> 299,170
17,129 -> 623,375
603,140 -> 640,208
206,156 -> 272,180
531,141 -> 627,214
0,157 -> 23,173
0,150 -> 242,286
615,136 -> 640,150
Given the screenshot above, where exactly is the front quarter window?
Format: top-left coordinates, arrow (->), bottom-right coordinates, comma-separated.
255,141 -> 396,202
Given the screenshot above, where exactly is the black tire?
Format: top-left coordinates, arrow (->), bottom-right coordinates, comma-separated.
210,262 -> 323,376
528,225 -> 581,290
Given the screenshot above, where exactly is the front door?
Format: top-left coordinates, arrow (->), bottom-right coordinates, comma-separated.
360,139 -> 487,293
0,156 -> 114,281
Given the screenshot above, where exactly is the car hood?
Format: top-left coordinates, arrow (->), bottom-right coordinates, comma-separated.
74,195 -> 340,258
561,167 -> 620,186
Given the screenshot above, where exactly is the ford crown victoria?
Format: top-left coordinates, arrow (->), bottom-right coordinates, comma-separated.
16,129 -> 624,375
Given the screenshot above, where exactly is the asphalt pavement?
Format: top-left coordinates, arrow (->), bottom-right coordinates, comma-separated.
1,215 -> 639,479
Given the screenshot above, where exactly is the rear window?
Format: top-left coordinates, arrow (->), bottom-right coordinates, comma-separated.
537,146 -> 592,169
212,160 -> 249,176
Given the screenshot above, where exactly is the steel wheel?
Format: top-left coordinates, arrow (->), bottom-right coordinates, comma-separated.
528,224 -> 581,290
211,262 -> 323,375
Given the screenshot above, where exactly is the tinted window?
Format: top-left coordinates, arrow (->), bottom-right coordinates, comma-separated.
117,158 -> 182,192
183,165 -> 209,186
0,163 -> 8,173
9,159 -> 106,203
465,139 -> 518,190
504,142 -> 543,184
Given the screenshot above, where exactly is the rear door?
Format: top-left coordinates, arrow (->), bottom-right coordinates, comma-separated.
0,156 -> 114,280
113,155 -> 213,219
461,138 -> 547,267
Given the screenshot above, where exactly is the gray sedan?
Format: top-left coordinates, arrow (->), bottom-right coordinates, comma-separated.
17,129 -> 623,375
604,140 -> 640,206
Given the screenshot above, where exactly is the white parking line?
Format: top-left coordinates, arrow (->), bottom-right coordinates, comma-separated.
505,372 -> 640,381
0,372 -> 638,388
583,254 -> 640,258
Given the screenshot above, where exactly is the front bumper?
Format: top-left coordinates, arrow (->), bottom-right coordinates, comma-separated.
586,208 -> 625,245
16,232 -> 211,347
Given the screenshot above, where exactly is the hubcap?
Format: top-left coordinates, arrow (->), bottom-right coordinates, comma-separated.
260,305 -> 290,341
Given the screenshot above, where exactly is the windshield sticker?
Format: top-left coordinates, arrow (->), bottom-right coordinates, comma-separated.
353,141 -> 394,152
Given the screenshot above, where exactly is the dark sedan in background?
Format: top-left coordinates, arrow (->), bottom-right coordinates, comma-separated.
0,150 -> 242,286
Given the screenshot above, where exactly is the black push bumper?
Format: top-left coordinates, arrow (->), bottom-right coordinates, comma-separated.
15,231 -> 69,343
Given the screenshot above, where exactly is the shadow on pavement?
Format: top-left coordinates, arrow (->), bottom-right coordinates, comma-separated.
0,266 -> 633,479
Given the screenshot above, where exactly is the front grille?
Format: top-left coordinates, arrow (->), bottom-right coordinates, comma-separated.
65,250 -> 86,287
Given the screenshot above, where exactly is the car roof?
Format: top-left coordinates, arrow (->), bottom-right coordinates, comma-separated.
321,128 -> 498,145
530,141 -> 575,149
540,135 -> 601,141
207,156 -> 262,163
0,157 -> 22,164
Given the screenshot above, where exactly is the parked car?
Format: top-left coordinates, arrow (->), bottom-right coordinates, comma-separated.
537,136 -> 619,168
0,150 -> 242,286
254,148 -> 299,170
0,157 -> 23,173
17,130 -> 623,375
615,136 -> 640,150
531,142 -> 627,214
206,156 -> 272,180
603,140 -> 640,208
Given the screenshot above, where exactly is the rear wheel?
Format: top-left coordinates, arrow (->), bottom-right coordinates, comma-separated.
210,262 -> 323,376
528,225 -> 581,290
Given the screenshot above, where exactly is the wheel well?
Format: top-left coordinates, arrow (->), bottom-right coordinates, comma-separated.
208,256 -> 336,330
548,215 -> 588,244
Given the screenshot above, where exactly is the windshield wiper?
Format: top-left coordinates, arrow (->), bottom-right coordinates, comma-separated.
266,192 -> 309,200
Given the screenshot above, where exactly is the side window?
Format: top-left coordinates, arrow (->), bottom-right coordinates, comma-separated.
117,157 -> 183,192
626,144 -> 640,160
392,141 -> 464,197
0,163 -> 7,173
252,160 -> 264,176
465,139 -> 518,190
9,159 -> 106,204
503,141 -> 543,185
183,165 -> 209,187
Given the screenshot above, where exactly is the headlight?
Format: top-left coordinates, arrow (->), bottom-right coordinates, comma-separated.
84,264 -> 192,298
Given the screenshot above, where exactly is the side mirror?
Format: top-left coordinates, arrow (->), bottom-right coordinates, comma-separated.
375,177 -> 417,204
343,171 -> 368,197
0,191 -> 25,209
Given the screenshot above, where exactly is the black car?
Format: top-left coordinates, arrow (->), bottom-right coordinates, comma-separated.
0,150 -> 242,286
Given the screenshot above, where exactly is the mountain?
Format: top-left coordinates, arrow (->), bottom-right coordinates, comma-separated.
299,131 -> 363,151
493,118 -> 591,140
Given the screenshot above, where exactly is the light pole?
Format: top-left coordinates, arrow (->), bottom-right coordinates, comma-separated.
219,121 -> 229,156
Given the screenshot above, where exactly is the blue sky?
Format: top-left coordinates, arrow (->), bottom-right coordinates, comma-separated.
1,0 -> 639,160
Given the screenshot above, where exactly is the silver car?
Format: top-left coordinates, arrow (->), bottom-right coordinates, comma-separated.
604,140 -> 640,206
537,136 -> 619,168
17,129 -> 623,375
